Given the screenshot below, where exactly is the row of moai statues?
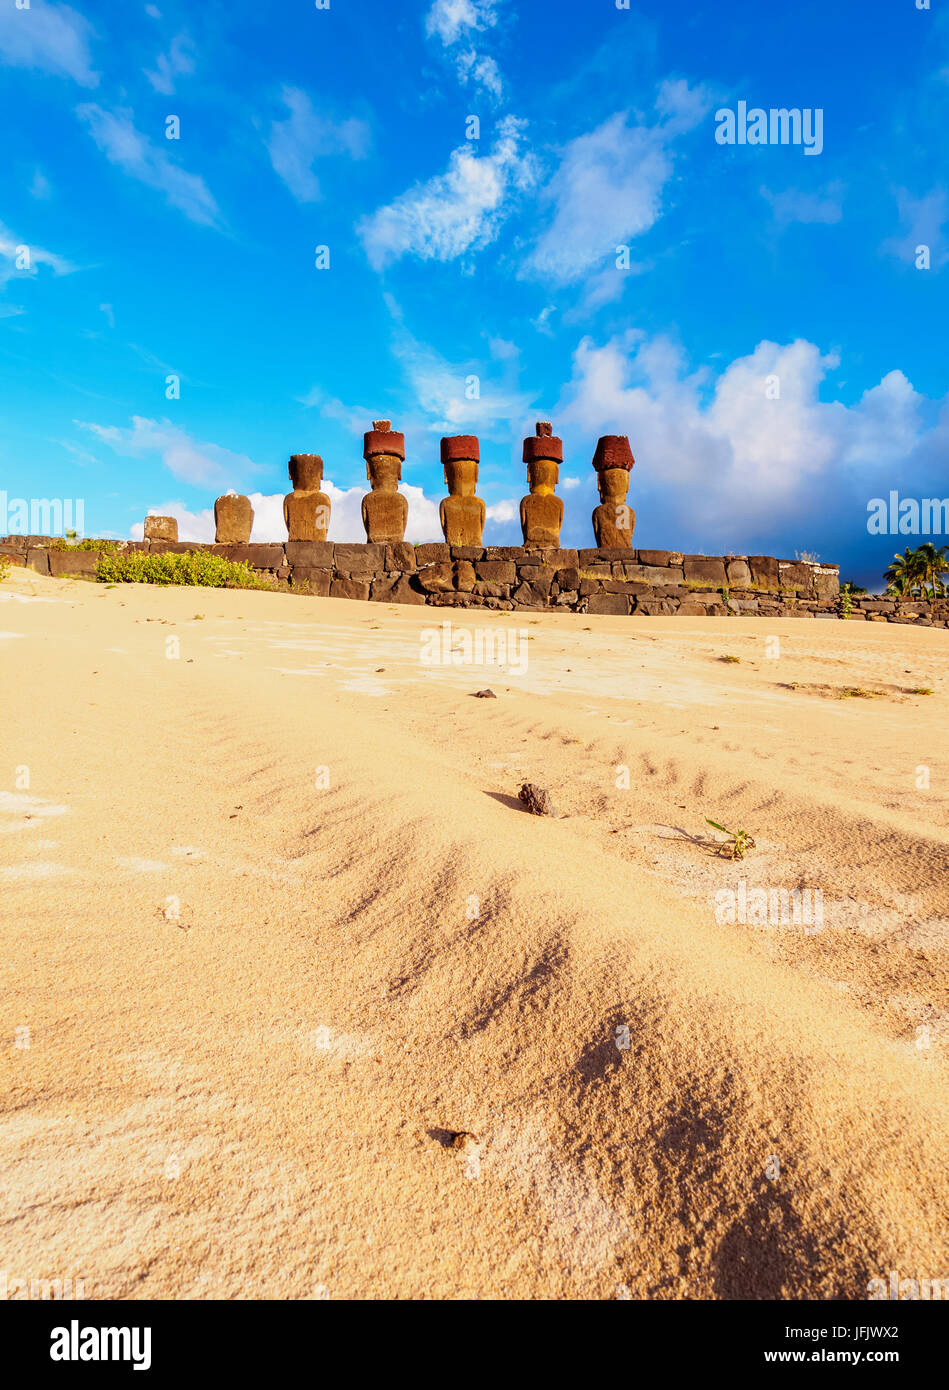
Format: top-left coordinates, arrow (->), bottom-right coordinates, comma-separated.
144,421 -> 635,548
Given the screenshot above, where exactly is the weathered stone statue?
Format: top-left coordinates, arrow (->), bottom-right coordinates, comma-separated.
520,422 -> 564,547
144,515 -> 178,542
284,454 -> 331,542
591,435 -> 635,547
439,435 -> 485,546
214,492 -> 254,544
361,420 -> 408,543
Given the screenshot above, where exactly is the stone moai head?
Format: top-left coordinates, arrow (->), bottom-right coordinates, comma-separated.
524,421 -> 562,493
520,421 -> 564,546
364,420 -> 404,490
441,435 -> 480,495
214,492 -> 254,545
592,435 -> 635,547
144,515 -> 178,542
288,454 -> 324,491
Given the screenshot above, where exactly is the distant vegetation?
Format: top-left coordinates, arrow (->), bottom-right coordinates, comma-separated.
884,543 -> 949,598
0,557 -> 11,582
96,551 -> 274,589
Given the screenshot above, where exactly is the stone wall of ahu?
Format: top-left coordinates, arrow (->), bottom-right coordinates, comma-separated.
2,533 -> 859,618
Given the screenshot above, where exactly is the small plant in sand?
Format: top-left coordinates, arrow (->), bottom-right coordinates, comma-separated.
705,818 -> 756,860
719,654 -> 740,664
96,551 -> 274,589
0,557 -> 11,583
907,686 -> 933,696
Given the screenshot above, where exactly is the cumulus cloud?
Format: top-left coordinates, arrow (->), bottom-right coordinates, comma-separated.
555,331 -> 942,548
265,87 -> 370,203
524,81 -> 712,286
144,32 -> 196,95
131,483 -> 443,544
0,1 -> 98,87
76,417 -> 257,488
76,105 -> 221,227
358,116 -> 536,270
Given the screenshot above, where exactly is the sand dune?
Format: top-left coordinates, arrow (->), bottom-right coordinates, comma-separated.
1,567 -> 947,1299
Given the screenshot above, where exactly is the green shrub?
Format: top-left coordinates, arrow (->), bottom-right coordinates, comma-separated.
96,550 -> 274,589
0,557 -> 11,582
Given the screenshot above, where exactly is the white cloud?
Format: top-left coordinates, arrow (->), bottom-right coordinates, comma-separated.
391,321 -> 535,432
265,87 -> 370,203
555,331 -> 941,535
761,182 -> 844,227
0,220 -> 77,289
524,82 -> 711,286
358,116 -> 536,270
76,417 -> 256,488
30,168 -> 52,200
99,302 -> 114,327
144,32 -> 196,96
76,105 -> 221,227
485,498 -> 517,522
881,187 -> 947,270
131,484 -> 443,544
0,1 -> 98,86
425,0 -> 503,99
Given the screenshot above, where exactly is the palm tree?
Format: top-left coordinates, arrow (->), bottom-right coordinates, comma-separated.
914,542 -> 949,598
884,548 -> 925,596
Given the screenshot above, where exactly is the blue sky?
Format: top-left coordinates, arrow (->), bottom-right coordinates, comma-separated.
0,0 -> 946,587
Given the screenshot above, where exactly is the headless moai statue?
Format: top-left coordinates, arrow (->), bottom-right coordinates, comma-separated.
214,492 -> 254,544
439,435 -> 485,546
520,422 -> 564,547
284,454 -> 331,541
144,515 -> 177,542
591,435 -> 635,547
361,420 -> 408,543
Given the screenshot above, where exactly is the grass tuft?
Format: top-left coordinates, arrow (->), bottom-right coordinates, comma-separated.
96,551 -> 274,589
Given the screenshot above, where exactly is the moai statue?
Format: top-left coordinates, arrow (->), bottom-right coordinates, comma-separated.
284,454 -> 331,541
439,435 -> 485,546
591,435 -> 635,548
144,515 -> 178,542
361,420 -> 408,543
520,421 -> 564,547
214,491 -> 254,544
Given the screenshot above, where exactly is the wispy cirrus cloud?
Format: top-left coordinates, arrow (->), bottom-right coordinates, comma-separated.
76,416 -> 256,488
0,1 -> 98,87
144,32 -> 196,95
523,80 -> 713,288
761,182 -> 844,227
76,105 -> 221,228
358,116 -> 536,270
0,220 -> 77,293
264,87 -> 370,203
881,186 -> 948,270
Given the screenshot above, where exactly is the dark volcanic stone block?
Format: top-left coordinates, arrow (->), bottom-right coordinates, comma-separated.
684,557 -> 727,587
586,592 -> 630,615
414,543 -> 450,565
291,568 -> 331,596
385,542 -> 417,571
330,577 -> 371,601
286,541 -> 334,568
371,574 -> 426,605
48,549 -> 98,576
748,555 -> 779,590
334,543 -> 385,573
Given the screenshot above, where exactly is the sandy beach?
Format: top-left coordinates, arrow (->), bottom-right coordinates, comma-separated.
1,566 -> 947,1300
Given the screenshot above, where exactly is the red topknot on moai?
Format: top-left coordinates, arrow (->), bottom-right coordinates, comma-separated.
439,435 -> 485,546
361,420 -> 408,543
591,435 -> 635,547
520,421 -> 564,547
